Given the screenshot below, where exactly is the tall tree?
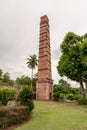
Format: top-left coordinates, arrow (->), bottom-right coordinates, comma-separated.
57,32 -> 87,98
26,55 -> 38,90
3,72 -> 10,85
0,69 -> 3,85
0,69 -> 3,80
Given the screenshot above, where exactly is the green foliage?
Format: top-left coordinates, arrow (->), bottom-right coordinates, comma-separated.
32,78 -> 37,91
59,93 -> 65,100
74,95 -> 82,100
61,32 -> 81,53
0,69 -> 3,81
16,75 -> 31,86
53,92 -> 60,101
0,68 -> 14,86
17,86 -> 34,111
78,97 -> 87,105
53,79 -> 80,102
57,32 -> 87,98
0,87 -> 15,105
26,55 -> 38,69
26,55 -> 38,89
54,79 -> 71,94
69,87 -> 80,95
0,106 -> 30,128
67,94 -> 74,101
54,79 -> 72,94
3,72 -> 10,84
15,76 -> 37,93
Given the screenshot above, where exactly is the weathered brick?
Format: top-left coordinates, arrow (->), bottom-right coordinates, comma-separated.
36,15 -> 53,100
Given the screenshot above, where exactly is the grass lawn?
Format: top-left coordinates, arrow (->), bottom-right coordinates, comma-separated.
14,101 -> 87,130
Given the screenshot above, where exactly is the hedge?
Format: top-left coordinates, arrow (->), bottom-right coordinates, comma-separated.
0,106 -> 30,128
0,87 -> 15,105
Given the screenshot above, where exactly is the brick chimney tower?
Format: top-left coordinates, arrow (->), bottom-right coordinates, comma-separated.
36,15 -> 53,100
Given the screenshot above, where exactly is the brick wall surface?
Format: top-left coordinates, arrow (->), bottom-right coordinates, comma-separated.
36,15 -> 53,100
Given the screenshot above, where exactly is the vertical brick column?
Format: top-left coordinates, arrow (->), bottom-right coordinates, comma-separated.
36,15 -> 53,100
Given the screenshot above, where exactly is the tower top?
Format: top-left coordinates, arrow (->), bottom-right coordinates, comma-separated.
40,15 -> 49,24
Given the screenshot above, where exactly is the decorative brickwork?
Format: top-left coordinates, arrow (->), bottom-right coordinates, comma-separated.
36,15 -> 53,100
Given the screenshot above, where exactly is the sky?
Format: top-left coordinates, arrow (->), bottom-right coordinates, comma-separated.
0,0 -> 87,87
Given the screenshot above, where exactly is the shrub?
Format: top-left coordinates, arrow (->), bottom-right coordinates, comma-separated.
0,87 -> 15,105
78,97 -> 87,105
0,106 -> 30,128
53,92 -> 60,101
0,89 -> 2,100
17,86 -> 34,111
59,93 -> 65,100
74,95 -> 82,100
33,91 -> 36,99
67,93 -> 74,101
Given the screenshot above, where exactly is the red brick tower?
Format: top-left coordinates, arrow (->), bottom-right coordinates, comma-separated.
36,15 -> 53,100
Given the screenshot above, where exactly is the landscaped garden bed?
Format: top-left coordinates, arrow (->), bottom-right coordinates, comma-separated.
0,106 -> 30,128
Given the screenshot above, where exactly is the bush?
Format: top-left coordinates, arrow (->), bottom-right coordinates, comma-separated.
17,86 -> 34,111
67,93 -> 74,101
0,106 -> 30,128
74,95 -> 82,100
59,93 -> 65,100
78,97 -> 87,105
33,91 -> 36,99
0,87 -> 15,105
53,92 -> 60,101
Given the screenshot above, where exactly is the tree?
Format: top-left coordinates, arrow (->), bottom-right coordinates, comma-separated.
57,32 -> 87,98
53,79 -> 80,101
0,69 -> 3,80
3,72 -> 10,85
0,69 -> 3,85
16,75 -> 31,86
26,55 -> 38,90
54,79 -> 71,95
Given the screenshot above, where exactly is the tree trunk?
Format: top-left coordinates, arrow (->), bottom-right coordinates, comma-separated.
79,80 -> 85,98
84,81 -> 87,99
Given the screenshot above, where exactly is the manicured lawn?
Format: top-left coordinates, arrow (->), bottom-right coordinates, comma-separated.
15,101 -> 87,130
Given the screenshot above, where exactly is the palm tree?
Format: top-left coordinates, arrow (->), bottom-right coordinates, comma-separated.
26,54 -> 38,90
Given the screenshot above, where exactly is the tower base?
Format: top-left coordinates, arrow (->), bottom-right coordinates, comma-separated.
36,79 -> 53,100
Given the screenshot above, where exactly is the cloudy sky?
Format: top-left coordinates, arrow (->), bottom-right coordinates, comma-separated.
0,0 -> 87,87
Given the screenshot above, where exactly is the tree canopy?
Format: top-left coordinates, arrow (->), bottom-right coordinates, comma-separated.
57,32 -> 87,98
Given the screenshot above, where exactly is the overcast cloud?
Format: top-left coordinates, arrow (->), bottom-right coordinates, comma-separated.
0,0 -> 87,87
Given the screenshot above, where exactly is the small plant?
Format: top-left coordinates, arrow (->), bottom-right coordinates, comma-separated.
67,93 -> 74,101
17,86 -> 34,111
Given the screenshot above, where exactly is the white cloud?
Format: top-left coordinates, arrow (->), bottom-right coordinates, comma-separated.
0,0 -> 87,87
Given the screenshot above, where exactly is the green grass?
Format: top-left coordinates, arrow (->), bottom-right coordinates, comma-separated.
14,101 -> 87,130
